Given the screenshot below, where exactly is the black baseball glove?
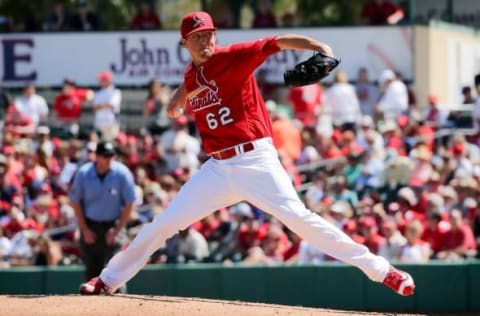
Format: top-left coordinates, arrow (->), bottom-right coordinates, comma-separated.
283,52 -> 340,87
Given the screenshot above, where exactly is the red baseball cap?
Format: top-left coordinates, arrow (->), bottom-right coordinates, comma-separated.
343,219 -> 357,233
360,216 -> 377,228
452,143 -> 465,155
174,115 -> 188,126
2,145 -> 14,155
97,70 -> 113,82
428,94 -> 438,105
181,11 -> 216,39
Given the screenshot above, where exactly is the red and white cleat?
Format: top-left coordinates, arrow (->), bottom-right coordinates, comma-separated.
79,277 -> 110,295
382,266 -> 415,296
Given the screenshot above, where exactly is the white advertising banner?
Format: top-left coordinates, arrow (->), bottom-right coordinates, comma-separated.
0,27 -> 413,87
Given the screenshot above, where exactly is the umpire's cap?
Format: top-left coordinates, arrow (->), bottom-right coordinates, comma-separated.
96,141 -> 116,157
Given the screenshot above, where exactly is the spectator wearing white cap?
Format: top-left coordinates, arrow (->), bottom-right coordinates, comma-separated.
375,69 -> 408,121
92,71 -> 122,141
327,200 -> 353,230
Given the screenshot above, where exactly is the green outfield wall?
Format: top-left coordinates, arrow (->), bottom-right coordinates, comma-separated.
0,262 -> 478,313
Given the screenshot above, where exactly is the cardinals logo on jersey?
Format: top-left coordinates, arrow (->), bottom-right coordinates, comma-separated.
188,67 -> 222,111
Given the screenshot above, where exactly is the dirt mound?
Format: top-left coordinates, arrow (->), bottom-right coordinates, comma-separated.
0,295 -> 422,316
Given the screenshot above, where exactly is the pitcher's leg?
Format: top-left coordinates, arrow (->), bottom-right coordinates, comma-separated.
99,161 -> 239,291
237,153 -> 389,282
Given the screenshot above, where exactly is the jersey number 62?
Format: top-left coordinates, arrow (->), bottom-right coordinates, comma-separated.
206,106 -> 234,130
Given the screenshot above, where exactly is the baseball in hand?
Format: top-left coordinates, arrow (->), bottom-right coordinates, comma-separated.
173,107 -> 184,117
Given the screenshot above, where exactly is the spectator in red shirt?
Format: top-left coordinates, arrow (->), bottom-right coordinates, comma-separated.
359,216 -> 385,254
0,155 -> 20,204
343,219 -> 365,244
339,130 -> 364,157
321,134 -> 343,159
408,118 -> 435,152
3,146 -> 24,178
437,209 -> 477,260
287,83 -> 323,128
53,78 -> 93,129
130,1 -> 162,30
282,229 -> 301,262
262,224 -> 289,261
191,213 -> 220,241
361,0 -> 404,25
237,215 -> 267,257
0,153 -> 23,196
242,223 -> 289,264
3,105 -> 35,138
2,206 -> 40,239
422,210 -> 450,256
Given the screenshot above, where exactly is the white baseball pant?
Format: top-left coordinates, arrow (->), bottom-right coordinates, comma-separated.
100,137 -> 390,291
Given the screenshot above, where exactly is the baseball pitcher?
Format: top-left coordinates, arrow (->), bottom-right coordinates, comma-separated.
80,11 -> 415,297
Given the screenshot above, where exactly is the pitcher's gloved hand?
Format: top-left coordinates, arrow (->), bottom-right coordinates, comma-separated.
284,52 -> 340,87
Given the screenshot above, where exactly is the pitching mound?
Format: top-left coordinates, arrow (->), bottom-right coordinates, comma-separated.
0,295 -> 422,316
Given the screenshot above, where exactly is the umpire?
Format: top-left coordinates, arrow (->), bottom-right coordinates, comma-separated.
70,141 -> 136,280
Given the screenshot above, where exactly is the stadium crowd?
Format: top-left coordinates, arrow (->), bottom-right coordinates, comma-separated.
0,0 -> 408,33
0,65 -> 479,269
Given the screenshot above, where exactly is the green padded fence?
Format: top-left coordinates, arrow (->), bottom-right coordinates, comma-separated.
0,262 -> 479,313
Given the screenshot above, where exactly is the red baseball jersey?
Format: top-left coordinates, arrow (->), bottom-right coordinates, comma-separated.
54,88 -> 89,120
183,37 -> 280,154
